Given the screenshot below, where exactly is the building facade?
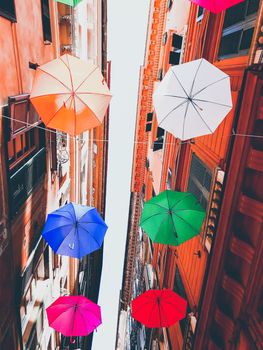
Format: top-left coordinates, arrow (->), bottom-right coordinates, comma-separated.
116,0 -> 263,349
0,1 -> 109,349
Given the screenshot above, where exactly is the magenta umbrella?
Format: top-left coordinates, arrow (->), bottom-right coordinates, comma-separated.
190,0 -> 245,13
46,296 -> 102,338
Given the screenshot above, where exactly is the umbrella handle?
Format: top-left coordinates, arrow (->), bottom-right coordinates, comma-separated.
70,336 -> 76,344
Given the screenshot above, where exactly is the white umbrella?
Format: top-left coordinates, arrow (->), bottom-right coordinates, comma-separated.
153,58 -> 232,140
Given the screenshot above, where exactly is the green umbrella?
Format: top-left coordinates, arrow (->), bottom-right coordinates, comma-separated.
55,0 -> 83,6
140,190 -> 206,246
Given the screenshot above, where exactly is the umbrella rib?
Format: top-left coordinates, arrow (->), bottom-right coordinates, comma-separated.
49,213 -> 74,222
65,55 -> 77,135
189,58 -> 203,98
75,95 -> 102,125
140,211 -> 166,225
146,202 -> 169,210
55,226 -> 76,252
159,99 -> 188,126
190,100 -> 213,133
78,224 -> 101,246
162,94 -> 188,100
37,68 -> 72,93
168,212 -> 179,241
192,76 -> 229,99
43,223 -> 73,235
147,299 -> 159,327
76,307 -> 89,333
59,55 -> 70,70
159,299 -> 171,327
78,221 -> 106,227
76,91 -> 111,97
30,92 -> 71,100
174,208 -> 203,212
56,209 -> 76,222
43,95 -> 72,125
193,98 -> 232,108
182,101 -> 191,140
78,306 -> 99,334
172,211 -> 201,234
49,307 -> 73,328
170,193 -> 192,210
76,225 -> 81,259
161,298 -> 186,318
171,70 -> 189,98
151,214 -> 170,241
75,66 -> 99,92
165,192 -> 179,240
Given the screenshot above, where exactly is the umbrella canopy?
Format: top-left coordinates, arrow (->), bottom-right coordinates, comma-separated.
42,202 -> 108,258
30,54 -> 112,135
132,289 -> 187,328
55,0 -> 83,6
153,58 -> 232,140
190,0 -> 245,13
46,295 -> 102,336
140,190 -> 206,246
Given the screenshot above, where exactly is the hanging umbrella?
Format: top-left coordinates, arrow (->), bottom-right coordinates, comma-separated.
140,190 -> 205,246
190,0 -> 245,13
153,58 -> 232,140
132,289 -> 187,328
46,295 -> 102,337
30,54 -> 112,135
42,202 -> 108,258
55,0 -> 83,6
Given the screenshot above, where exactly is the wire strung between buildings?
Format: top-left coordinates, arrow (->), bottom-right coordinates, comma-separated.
1,114 -> 263,146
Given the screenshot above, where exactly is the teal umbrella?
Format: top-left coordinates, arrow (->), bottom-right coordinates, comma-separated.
140,190 -> 206,246
55,0 -> 83,6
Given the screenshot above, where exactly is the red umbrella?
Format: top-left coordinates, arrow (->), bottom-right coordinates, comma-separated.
131,289 -> 187,328
190,0 -> 245,13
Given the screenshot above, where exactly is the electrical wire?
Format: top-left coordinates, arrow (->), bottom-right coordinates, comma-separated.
1,114 -> 263,147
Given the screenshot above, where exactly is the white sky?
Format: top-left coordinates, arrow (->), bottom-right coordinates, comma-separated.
92,0 -> 150,349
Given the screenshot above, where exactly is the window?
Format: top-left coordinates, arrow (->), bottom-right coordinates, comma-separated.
169,51 -> 180,65
158,69 -> 163,81
145,113 -> 153,133
8,94 -> 40,137
173,267 -> 191,335
162,32 -> 168,45
167,167 -> 172,189
41,0 -> 52,43
145,123 -> 152,132
157,252 -> 161,271
172,33 -> 183,50
7,129 -> 37,169
9,147 -> 46,216
196,6 -> 205,22
218,0 -> 259,58
169,33 -> 183,66
166,0 -> 173,11
0,0 -> 16,22
187,154 -> 212,210
153,127 -> 165,152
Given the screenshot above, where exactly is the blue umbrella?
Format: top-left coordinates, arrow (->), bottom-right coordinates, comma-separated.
42,202 -> 108,258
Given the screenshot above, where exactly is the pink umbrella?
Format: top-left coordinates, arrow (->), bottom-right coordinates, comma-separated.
190,0 -> 245,13
46,295 -> 102,338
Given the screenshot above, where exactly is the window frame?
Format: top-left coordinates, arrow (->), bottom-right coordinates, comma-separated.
0,0 -> 16,22
196,6 -> 205,22
41,0 -> 52,43
187,153 -> 212,211
218,0 -> 259,59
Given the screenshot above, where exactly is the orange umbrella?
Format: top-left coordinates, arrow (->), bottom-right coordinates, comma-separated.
30,54 -> 111,135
